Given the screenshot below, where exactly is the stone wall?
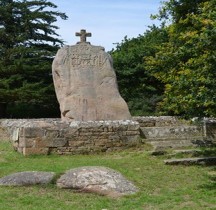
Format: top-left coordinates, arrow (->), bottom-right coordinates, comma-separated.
0,117 -> 215,155
133,116 -> 215,148
0,119 -> 140,155
204,118 -> 216,144
133,116 -> 202,148
0,127 -> 8,141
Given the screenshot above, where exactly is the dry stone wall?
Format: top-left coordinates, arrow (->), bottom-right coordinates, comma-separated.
0,117 -> 215,155
133,116 -> 215,148
204,118 -> 216,144
0,119 -> 140,155
0,127 -> 8,141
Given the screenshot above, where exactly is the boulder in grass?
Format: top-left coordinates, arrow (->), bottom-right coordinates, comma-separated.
0,171 -> 55,186
57,166 -> 138,197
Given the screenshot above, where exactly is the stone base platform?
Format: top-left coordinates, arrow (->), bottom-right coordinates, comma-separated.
0,119 -> 140,155
1,117 -> 215,156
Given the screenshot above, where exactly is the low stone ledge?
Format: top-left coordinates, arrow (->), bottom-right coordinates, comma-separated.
140,125 -> 203,141
0,127 -> 9,141
1,117 -> 216,155
132,116 -> 186,127
0,119 -> 140,155
147,139 -> 199,149
204,118 -> 216,144
164,157 -> 216,166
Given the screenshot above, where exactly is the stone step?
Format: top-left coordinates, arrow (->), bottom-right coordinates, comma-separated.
170,148 -> 216,158
164,157 -> 216,166
146,139 -> 199,149
167,149 -> 203,157
146,138 -> 214,149
173,149 -> 202,154
140,125 -> 203,140
133,116 -> 190,127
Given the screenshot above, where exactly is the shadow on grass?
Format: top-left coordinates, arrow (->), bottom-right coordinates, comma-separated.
193,146 -> 216,159
199,167 -> 216,191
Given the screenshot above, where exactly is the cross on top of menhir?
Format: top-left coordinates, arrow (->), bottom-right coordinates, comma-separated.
75,29 -> 92,44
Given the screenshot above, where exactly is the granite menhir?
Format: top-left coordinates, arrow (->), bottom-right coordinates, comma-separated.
52,29 -> 131,122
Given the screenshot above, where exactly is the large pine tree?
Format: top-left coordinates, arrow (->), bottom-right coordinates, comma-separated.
0,0 -> 67,117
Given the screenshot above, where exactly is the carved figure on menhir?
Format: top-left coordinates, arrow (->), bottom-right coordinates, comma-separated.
52,29 -> 131,122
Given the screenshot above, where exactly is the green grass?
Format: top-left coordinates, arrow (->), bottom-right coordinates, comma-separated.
0,141 -> 215,210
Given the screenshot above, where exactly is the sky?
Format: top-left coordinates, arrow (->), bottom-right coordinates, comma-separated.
51,0 -> 163,51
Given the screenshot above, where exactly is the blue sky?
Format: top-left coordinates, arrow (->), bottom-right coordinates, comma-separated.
51,0 -> 163,51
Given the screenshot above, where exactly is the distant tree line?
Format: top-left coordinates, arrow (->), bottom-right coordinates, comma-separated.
0,0 -> 67,118
111,0 -> 216,118
0,0 -> 215,118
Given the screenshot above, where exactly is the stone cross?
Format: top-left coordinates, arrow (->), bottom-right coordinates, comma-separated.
75,29 -> 92,43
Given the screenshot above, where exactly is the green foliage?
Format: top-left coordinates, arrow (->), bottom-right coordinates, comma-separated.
111,26 -> 168,115
146,0 -> 216,118
152,0 -> 209,23
6,102 -> 60,118
0,0 -> 67,117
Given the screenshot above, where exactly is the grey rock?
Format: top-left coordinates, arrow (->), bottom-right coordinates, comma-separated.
0,171 -> 55,186
150,146 -> 168,156
57,166 -> 138,197
151,150 -> 167,156
164,157 -> 216,166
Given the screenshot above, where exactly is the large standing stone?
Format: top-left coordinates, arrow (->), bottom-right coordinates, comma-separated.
52,29 -> 131,122
56,166 -> 138,197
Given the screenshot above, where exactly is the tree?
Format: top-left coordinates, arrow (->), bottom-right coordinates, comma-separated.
111,26 -> 168,115
0,0 -> 67,117
145,0 -> 216,118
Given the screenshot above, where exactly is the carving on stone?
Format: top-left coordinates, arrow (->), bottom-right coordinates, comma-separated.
52,30 -> 131,121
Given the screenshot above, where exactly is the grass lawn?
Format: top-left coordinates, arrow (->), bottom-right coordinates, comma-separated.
0,141 -> 215,210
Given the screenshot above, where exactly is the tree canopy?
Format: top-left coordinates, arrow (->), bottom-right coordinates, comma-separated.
0,0 -> 67,117
146,0 -> 216,117
1,0 -> 215,118
111,26 -> 168,115
111,0 -> 215,118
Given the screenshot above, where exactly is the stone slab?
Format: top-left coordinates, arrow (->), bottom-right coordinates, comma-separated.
0,171 -> 55,186
141,126 -> 203,140
164,157 -> 216,166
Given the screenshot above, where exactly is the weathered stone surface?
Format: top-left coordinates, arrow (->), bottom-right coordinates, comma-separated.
141,126 -> 203,140
1,117 -> 216,155
52,41 -> 131,122
204,118 -> 216,144
164,157 -> 216,166
23,147 -> 49,155
57,166 -> 138,197
0,126 -> 9,141
132,116 -> 184,127
151,146 -> 168,156
0,119 -> 140,155
0,171 -> 55,186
